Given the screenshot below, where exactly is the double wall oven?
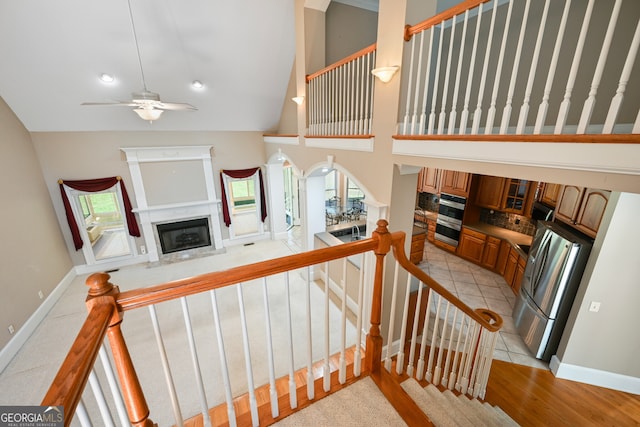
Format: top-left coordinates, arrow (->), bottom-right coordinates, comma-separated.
435,193 -> 466,247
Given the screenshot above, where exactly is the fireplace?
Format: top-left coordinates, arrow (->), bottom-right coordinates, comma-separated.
156,218 -> 212,254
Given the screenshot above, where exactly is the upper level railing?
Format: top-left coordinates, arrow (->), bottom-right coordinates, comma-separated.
41,220 -> 502,426
305,0 -> 640,142
306,44 -> 376,136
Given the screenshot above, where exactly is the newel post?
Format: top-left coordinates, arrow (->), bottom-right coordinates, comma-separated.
365,220 -> 392,373
86,273 -> 155,427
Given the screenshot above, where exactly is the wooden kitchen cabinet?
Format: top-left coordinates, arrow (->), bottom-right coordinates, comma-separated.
410,232 -> 426,264
417,168 -> 440,194
475,175 -> 506,210
502,178 -> 531,214
555,185 -> 610,238
503,247 -> 519,291
440,170 -> 471,197
481,236 -> 502,270
427,219 -> 436,243
513,254 -> 527,295
457,227 -> 486,264
540,182 -> 561,207
495,239 -> 512,275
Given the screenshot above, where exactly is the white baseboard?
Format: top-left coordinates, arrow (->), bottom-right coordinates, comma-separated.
0,268 -> 76,373
550,355 -> 640,394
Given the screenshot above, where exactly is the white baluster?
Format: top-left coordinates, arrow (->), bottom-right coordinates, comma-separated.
414,286 -> 432,380
402,35 -> 417,135
438,15 -> 457,134
501,0 -> 532,134
367,51 -> 375,134
555,0 -> 595,134
429,22 -> 445,134
448,10 -> 469,134
88,370 -> 115,427
533,0 -> 571,134
419,29 -> 436,134
261,278 -> 280,417
448,316 -> 467,390
634,109 -> 640,134
98,345 -> 129,427
425,294 -> 442,382
149,305 -> 183,427
339,259 -> 348,384
209,290 -> 236,426
283,272 -> 298,409
473,0 -> 499,134
236,284 -> 259,426
384,261 -> 401,372
354,57 -> 361,135
395,273 -> 414,375
181,297 -> 211,427
407,281 -> 424,377
603,18 -> 640,134
516,0 -> 550,133
485,0 -> 514,135
460,2 -> 484,134
433,301 -> 451,386
354,254 -> 365,376
441,308 -> 459,388
305,266 -> 315,400
577,0 -> 622,134
323,261 -> 331,392
75,399 -> 92,427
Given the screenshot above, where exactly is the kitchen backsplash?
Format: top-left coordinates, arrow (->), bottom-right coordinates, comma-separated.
480,208 -> 536,236
417,192 -> 439,212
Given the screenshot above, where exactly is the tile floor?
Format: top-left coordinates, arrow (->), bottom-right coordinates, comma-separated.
418,240 -> 549,370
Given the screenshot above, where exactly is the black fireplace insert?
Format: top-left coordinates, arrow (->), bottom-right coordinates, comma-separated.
156,218 -> 211,254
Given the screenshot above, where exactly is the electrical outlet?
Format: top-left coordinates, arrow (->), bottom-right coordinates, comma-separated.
38,290 -> 44,299
589,301 -> 601,312
8,325 -> 15,335
140,245 -> 146,254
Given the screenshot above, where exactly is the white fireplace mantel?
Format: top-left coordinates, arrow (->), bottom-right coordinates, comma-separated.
122,146 -> 224,262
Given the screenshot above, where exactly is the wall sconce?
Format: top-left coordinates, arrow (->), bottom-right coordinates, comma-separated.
292,96 -> 305,105
371,66 -> 400,83
276,148 -> 285,162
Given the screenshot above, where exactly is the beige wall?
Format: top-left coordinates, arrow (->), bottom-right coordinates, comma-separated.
325,2 -> 377,65
30,131 -> 267,265
0,97 -> 72,349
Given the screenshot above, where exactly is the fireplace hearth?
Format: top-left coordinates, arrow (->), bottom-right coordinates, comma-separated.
156,218 -> 212,254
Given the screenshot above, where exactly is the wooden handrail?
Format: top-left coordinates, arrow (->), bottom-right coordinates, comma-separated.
114,236 -> 379,312
306,43 -> 377,82
41,296 -> 115,427
404,0 -> 491,41
393,133 -> 640,144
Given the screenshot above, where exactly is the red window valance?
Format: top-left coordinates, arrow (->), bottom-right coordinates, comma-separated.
220,167 -> 267,227
59,176 -> 140,250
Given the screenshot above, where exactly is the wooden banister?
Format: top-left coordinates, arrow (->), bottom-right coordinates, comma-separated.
306,43 -> 377,82
392,133 -> 640,144
404,0 -> 491,41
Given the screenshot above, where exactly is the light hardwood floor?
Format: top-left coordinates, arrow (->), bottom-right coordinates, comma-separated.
485,359 -> 640,427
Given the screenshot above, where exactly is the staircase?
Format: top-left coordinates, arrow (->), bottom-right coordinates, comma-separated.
401,378 -> 519,427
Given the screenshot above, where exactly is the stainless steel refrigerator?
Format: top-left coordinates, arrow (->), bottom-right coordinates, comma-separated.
512,221 -> 592,361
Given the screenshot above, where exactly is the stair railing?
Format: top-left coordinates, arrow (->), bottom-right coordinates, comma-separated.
42,220 -> 502,426
306,44 -> 376,136
400,0 -> 640,137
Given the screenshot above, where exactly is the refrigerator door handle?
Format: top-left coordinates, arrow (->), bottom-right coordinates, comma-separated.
532,234 -> 552,295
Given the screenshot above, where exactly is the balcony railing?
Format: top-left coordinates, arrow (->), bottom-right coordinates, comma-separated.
41,220 -> 502,426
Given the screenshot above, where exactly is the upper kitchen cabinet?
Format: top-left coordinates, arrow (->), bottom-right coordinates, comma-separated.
416,168 -> 471,198
417,168 -> 439,194
556,186 -> 610,238
475,176 -> 533,215
539,182 -> 561,207
440,170 -> 471,197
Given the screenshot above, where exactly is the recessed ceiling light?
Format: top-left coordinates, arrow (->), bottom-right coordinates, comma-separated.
192,80 -> 204,89
100,73 -> 114,83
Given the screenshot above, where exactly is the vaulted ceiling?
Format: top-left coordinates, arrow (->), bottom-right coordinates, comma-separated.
0,0 -> 297,132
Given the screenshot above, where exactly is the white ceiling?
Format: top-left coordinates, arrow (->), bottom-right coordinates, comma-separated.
0,0 -> 296,132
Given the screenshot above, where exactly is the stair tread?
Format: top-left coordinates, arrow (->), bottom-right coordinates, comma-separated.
442,390 -> 492,427
401,379 -> 462,427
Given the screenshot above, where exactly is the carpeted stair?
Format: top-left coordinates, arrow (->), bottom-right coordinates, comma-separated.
401,378 -> 520,426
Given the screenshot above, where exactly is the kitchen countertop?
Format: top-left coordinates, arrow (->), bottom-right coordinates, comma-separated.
464,222 -> 533,256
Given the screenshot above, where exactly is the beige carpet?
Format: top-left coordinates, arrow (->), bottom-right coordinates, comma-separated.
273,376 -> 406,426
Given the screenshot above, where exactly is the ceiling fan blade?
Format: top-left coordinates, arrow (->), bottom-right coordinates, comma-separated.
156,102 -> 198,111
81,101 -> 138,107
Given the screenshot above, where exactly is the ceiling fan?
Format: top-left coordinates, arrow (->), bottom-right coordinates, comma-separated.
82,0 -> 197,122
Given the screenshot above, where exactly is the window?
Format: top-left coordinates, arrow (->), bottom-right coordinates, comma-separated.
325,170 -> 337,202
347,179 -> 364,202
79,192 -> 121,224
230,179 -> 256,207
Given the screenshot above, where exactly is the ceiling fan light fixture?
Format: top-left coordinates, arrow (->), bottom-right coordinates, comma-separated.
134,107 -> 163,122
